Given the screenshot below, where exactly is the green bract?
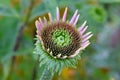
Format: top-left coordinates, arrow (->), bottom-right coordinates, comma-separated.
34,39 -> 81,74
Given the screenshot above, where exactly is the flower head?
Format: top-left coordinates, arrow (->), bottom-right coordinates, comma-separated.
34,7 -> 93,73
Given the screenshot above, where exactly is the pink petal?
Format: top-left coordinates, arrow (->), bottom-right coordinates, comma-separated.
78,20 -> 87,31
62,7 -> 68,22
56,7 -> 60,21
48,13 -> 52,22
82,34 -> 93,42
69,10 -> 78,24
73,14 -> 80,26
43,17 -> 47,25
35,20 -> 42,34
80,26 -> 88,34
82,32 -> 92,39
81,41 -> 90,49
39,17 -> 44,27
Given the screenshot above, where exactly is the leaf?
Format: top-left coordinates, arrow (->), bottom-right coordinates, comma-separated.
0,5 -> 20,18
0,17 -> 20,61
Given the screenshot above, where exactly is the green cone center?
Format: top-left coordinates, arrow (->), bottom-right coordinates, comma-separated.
51,29 -> 71,47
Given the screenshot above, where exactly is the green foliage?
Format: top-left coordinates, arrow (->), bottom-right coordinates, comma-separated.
0,17 -> 19,61
0,5 -> 20,18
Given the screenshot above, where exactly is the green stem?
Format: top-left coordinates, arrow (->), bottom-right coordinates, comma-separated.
39,65 -> 53,80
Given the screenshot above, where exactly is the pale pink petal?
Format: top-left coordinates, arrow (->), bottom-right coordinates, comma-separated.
80,26 -> 88,34
80,41 -> 90,50
81,41 -> 90,49
82,32 -> 92,39
56,7 -> 60,21
43,17 -> 47,25
78,21 -> 87,31
81,41 -> 89,47
82,34 -> 93,42
62,7 -> 68,22
73,14 -> 80,26
69,10 -> 78,24
48,13 -> 52,22
39,17 -> 44,27
35,20 -> 42,34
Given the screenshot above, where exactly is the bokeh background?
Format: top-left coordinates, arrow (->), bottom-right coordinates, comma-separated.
0,0 -> 120,80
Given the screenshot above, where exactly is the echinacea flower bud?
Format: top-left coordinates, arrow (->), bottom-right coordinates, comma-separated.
34,7 -> 93,73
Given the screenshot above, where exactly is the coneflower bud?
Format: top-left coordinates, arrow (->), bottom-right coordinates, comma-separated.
34,7 -> 93,73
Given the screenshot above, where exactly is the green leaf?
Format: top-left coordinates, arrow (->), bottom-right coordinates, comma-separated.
0,5 -> 20,18
0,17 -> 20,61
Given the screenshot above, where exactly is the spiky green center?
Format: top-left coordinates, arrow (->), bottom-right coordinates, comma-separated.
51,29 -> 71,47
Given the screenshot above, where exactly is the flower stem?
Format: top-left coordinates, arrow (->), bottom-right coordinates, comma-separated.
39,65 -> 53,80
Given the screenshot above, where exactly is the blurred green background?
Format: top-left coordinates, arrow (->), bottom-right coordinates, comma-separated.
0,0 -> 120,80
